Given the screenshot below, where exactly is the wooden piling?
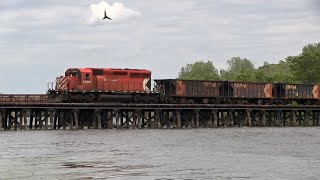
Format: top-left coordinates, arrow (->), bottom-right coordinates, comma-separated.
176,110 -> 181,128
0,109 -> 3,130
73,109 -> 79,129
195,110 -> 200,128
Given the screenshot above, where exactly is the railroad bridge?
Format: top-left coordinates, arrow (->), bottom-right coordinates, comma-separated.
1,94 -> 320,130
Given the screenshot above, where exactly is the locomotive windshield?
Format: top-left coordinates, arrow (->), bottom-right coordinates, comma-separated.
65,69 -> 81,79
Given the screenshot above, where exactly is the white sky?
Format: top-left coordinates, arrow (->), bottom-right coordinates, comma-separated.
0,0 -> 319,93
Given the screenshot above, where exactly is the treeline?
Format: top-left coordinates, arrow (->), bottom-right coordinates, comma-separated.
178,43 -> 320,84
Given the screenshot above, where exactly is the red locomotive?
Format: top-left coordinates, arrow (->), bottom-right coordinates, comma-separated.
48,68 -> 159,103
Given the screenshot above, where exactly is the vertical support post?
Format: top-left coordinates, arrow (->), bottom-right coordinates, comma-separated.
261,111 -> 266,127
0,109 -> 3,130
221,111 -> 225,127
54,111 -> 58,130
23,109 -> 28,130
154,110 -> 160,129
247,111 -> 251,127
49,110 -> 54,130
120,112 -> 124,128
147,111 -> 152,129
213,110 -> 218,128
92,110 -> 97,129
68,111 -> 74,130
305,111 -> 310,126
208,110 -> 213,128
166,111 -> 171,128
281,111 -> 285,127
73,109 -> 79,129
108,111 -> 113,129
176,110 -> 181,128
38,111 -> 42,130
132,110 -> 137,129
126,111 -> 130,128
195,110 -> 200,128
289,111 -> 294,126
293,111 -> 297,126
317,111 -> 320,126
44,110 -> 48,130
312,111 -> 317,126
29,111 -> 34,130
96,109 -> 102,129
19,110 -> 23,130
229,110 -> 234,127
13,111 -> 18,131
138,110 -> 142,129
101,110 -> 106,129
61,111 -> 66,130
115,109 -> 120,129
298,111 -> 302,126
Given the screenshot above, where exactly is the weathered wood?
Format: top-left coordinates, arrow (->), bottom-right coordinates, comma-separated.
0,109 -> 3,130
195,110 -> 200,128
73,109 -> 79,129
247,111 -> 251,127
96,109 -> 102,129
229,111 -> 234,127
115,110 -> 120,129
154,110 -> 160,128
19,110 -> 23,130
261,111 -> 266,127
37,111 -> 42,130
22,110 -> 27,130
176,110 -> 181,128
213,110 -> 218,128
29,111 -> 34,130
147,111 -> 152,129
13,111 -> 17,131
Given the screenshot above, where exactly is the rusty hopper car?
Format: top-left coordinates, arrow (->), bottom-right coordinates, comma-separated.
154,79 -> 232,103
280,83 -> 320,104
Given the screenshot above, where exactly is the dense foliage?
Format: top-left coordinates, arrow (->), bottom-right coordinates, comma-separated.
286,43 -> 320,83
178,43 -> 320,83
178,61 -> 220,80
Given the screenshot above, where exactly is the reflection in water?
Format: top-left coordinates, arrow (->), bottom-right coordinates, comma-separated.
1,128 -> 320,179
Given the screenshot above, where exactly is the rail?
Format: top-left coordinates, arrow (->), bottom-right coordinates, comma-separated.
0,94 -> 48,103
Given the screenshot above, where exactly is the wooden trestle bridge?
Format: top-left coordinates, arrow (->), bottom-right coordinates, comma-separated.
1,94 -> 320,130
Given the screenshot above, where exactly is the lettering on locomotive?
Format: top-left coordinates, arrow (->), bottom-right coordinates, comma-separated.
83,80 -> 91,84
103,78 -> 119,82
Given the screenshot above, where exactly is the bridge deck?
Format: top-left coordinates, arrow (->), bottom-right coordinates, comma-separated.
1,94 -> 320,130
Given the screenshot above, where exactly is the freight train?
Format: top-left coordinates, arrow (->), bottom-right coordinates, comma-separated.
47,67 -> 320,105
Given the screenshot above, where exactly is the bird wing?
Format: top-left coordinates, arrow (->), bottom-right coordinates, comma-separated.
104,10 -> 107,17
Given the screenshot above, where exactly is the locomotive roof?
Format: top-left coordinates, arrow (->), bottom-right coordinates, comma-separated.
69,68 -> 151,73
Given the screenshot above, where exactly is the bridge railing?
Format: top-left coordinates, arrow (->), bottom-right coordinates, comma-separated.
0,94 -> 48,103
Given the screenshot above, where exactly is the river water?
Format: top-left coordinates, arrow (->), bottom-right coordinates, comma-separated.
0,128 -> 320,180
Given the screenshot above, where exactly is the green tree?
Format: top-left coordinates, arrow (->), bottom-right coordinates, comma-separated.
256,60 -> 295,83
178,60 -> 220,80
286,43 -> 320,83
220,57 -> 256,81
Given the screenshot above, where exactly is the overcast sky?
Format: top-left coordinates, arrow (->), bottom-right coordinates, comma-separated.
0,0 -> 319,93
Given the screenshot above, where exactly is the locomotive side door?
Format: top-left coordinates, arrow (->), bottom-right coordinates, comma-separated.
82,72 -> 92,91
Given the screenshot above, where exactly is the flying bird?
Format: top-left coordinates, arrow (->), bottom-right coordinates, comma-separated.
103,10 -> 112,20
